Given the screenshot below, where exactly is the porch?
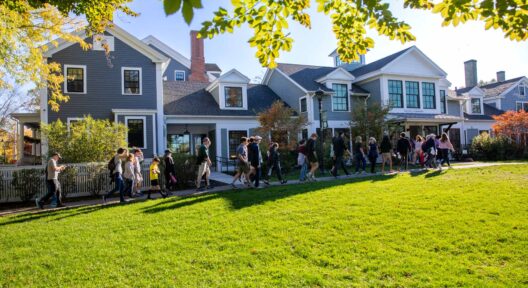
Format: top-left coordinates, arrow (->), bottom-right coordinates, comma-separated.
11,113 -> 42,165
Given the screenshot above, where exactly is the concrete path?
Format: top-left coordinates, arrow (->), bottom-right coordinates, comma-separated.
0,161 -> 524,217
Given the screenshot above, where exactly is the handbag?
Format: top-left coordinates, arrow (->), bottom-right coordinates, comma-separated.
170,174 -> 177,184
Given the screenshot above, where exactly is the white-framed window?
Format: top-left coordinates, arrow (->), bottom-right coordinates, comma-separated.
121,67 -> 142,95
174,70 -> 185,81
224,86 -> 243,108
299,97 -> 307,113
516,101 -> 528,112
67,117 -> 83,132
125,116 -> 147,149
332,83 -> 349,111
519,84 -> 526,97
471,98 -> 482,114
64,64 -> 86,94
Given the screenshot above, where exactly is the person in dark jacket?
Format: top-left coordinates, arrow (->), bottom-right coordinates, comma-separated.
396,132 -> 412,171
305,133 -> 319,181
164,150 -> 176,193
331,132 -> 350,177
353,136 -> 367,174
379,135 -> 393,174
367,137 -> 379,174
422,134 -> 439,169
264,142 -> 287,185
248,136 -> 262,188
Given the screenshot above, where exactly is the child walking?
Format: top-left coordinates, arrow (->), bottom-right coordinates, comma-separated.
148,157 -> 167,199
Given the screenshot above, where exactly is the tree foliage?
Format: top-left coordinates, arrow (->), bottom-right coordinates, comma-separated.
256,100 -> 307,147
350,102 -> 390,141
40,116 -> 128,163
492,110 -> 528,145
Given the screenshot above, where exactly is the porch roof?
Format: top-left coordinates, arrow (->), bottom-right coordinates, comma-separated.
387,113 -> 463,124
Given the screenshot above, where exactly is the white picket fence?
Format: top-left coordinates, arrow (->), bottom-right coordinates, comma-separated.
0,162 -> 156,203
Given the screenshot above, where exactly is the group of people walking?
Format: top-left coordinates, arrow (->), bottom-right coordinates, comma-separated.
35,131 -> 455,209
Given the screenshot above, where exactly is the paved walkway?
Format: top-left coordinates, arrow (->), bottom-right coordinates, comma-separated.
0,161 -> 524,217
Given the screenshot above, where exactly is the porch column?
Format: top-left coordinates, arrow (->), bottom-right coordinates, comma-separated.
17,122 -> 24,163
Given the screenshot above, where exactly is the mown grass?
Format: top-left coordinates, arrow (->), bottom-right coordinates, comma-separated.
1,165 -> 527,287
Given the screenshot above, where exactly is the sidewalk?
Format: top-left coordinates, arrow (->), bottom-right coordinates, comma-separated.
0,161 -> 523,217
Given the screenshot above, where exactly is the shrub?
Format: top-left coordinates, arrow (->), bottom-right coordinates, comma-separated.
160,154 -> 198,189
11,168 -> 44,202
470,132 -> 525,161
86,164 -> 109,196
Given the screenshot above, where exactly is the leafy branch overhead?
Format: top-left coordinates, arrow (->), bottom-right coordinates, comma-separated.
162,0 -> 527,68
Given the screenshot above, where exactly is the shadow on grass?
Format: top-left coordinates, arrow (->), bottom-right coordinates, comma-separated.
0,200 -> 138,227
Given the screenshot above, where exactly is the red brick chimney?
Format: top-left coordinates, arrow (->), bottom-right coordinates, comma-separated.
188,31 -> 208,82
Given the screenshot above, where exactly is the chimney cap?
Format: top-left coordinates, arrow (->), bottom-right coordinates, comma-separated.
464,59 -> 477,63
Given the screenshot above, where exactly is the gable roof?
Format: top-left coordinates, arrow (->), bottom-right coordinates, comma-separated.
464,103 -> 505,120
164,81 -> 289,116
142,35 -> 191,68
43,24 -> 170,64
348,47 -> 413,78
480,76 -> 525,98
276,63 -> 336,92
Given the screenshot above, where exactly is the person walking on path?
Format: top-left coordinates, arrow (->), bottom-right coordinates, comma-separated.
379,135 -> 393,174
438,132 -> 455,168
353,136 -> 367,174
123,154 -> 136,198
147,157 -> 167,199
305,133 -> 319,181
132,148 -> 144,196
36,152 -> 65,209
248,135 -> 263,188
164,150 -> 176,193
367,137 -> 379,174
196,137 -> 212,191
264,142 -> 287,185
331,132 -> 350,177
297,139 -> 308,182
396,132 -> 412,171
104,148 -> 127,203
231,137 -> 251,189
413,135 -> 424,166
422,134 -> 439,170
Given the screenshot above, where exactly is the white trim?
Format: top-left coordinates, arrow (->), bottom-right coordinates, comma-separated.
174,70 -> 186,81
124,116 -> 148,149
121,67 -> 142,95
155,63 -> 164,156
67,117 -> 83,131
329,82 -> 351,112
142,35 -> 191,68
315,67 -> 355,83
64,64 -> 87,94
206,69 -> 250,92
515,101 -> 528,112
112,109 -> 157,114
299,96 -> 308,113
42,24 -> 170,64
470,98 -> 483,114
220,84 -> 247,110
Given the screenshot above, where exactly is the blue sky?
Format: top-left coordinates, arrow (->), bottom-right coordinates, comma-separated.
114,0 -> 527,88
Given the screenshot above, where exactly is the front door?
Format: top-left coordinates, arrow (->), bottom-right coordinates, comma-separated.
449,128 -> 461,152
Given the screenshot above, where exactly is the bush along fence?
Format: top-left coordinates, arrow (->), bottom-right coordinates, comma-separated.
0,154 -> 199,203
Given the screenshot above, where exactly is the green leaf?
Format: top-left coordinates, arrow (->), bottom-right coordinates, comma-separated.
188,0 -> 203,9
164,0 -> 182,15
182,1 -> 194,24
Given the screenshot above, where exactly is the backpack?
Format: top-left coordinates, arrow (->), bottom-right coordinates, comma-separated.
107,157 -> 116,173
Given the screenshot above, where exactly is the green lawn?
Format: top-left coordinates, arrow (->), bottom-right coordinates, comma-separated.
1,165 -> 527,287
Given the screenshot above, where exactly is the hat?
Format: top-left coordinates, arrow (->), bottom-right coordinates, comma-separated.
254,136 -> 262,140
164,149 -> 172,154
51,152 -> 62,159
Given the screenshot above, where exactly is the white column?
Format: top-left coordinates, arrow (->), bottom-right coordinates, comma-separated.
155,63 -> 165,156
18,122 -> 24,163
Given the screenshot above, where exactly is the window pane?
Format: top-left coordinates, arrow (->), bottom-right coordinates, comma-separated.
66,68 -> 84,93
225,87 -> 243,107
167,134 -> 190,154
300,98 -> 307,113
388,80 -> 403,108
405,81 -> 420,108
471,98 -> 481,114
124,70 -> 140,94
228,130 -> 247,159
440,90 -> 446,114
422,82 -> 436,109
516,102 -> 523,112
175,71 -> 185,81
332,83 -> 348,111
127,119 -> 144,148
520,85 -> 526,96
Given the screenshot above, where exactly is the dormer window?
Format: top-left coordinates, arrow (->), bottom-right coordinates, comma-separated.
332,83 -> 349,111
471,98 -> 481,114
175,70 -> 185,81
520,84 -> 526,97
335,56 -> 344,66
224,86 -> 243,108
